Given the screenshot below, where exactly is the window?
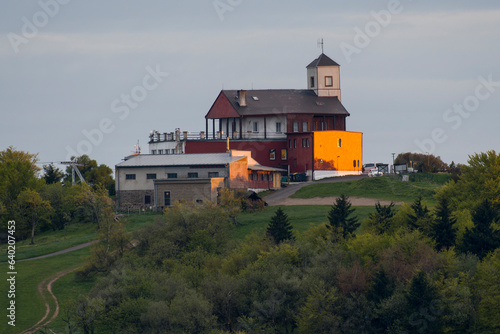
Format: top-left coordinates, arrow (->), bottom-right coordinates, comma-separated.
353,160 -> 356,168
338,138 -> 342,147
125,174 -> 136,180
164,191 -> 171,206
288,140 -> 292,149
281,149 -> 287,160
144,195 -> 151,205
305,138 -> 310,148
196,199 -> 203,203
293,139 -> 297,148
208,172 -> 219,178
302,138 -> 306,148
325,76 -> 333,87
253,122 -> 258,132
310,76 -> 315,88
293,122 -> 299,132
158,149 -> 163,155
152,150 -> 157,155
275,122 -> 282,133
146,173 -> 157,180
167,173 -> 177,179
269,149 -> 276,161
188,172 -> 198,178
302,122 -> 308,132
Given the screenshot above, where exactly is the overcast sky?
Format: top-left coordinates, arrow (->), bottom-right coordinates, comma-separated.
1,1 -> 499,172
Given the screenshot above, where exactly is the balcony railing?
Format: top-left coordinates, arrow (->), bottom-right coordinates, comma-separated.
149,130 -> 286,143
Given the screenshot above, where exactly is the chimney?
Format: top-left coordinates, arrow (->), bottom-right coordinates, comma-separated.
238,90 -> 247,107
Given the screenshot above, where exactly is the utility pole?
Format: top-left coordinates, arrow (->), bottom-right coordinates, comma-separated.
391,153 -> 395,174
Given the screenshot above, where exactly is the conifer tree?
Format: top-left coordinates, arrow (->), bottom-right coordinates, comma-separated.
266,207 -> 294,244
327,194 -> 359,239
408,196 -> 433,234
369,201 -> 395,234
459,199 -> 500,259
431,196 -> 457,251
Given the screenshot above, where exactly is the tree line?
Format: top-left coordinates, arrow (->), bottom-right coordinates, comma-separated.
60,150 -> 500,333
0,147 -> 115,244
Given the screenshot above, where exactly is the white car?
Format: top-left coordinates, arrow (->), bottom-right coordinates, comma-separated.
368,168 -> 383,177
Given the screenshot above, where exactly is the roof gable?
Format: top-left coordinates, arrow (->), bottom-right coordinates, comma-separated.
205,91 -> 240,119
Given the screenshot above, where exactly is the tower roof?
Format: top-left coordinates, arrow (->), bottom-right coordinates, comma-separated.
306,53 -> 340,68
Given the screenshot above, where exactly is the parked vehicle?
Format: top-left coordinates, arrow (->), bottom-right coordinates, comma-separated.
368,168 -> 383,177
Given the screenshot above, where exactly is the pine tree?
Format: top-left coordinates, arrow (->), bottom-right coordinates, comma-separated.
431,196 -> 457,251
408,196 -> 432,234
369,201 -> 395,234
327,194 -> 359,239
405,271 -> 442,333
459,199 -> 500,259
266,207 -> 294,244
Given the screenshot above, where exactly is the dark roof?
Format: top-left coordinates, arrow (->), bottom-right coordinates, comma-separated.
306,53 -> 340,68
217,89 -> 349,117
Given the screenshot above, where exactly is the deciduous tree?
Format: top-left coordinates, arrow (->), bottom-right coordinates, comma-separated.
15,189 -> 53,244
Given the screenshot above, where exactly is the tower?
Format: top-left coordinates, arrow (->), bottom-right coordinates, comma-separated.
306,53 -> 341,100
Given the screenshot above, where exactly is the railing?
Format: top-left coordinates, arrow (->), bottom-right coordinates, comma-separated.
149,131 -> 287,142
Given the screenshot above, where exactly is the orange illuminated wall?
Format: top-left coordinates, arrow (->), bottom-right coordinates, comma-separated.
313,130 -> 363,172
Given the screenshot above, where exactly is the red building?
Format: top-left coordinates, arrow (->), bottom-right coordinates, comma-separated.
149,53 -> 363,179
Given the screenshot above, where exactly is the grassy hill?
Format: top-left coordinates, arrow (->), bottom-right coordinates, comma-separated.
291,174 -> 450,205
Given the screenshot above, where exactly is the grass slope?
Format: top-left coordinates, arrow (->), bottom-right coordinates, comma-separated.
291,174 -> 448,205
0,213 -> 160,263
1,247 -> 90,334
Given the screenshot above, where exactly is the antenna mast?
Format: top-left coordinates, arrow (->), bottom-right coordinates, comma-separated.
317,38 -> 324,53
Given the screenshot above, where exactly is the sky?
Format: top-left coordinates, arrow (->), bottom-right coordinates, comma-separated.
1,0 -> 500,172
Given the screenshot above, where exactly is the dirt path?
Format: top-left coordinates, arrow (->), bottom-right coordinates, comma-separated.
20,268 -> 78,334
19,240 -> 98,262
272,195 -> 401,206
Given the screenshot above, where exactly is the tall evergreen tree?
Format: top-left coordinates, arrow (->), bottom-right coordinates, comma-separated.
43,164 -> 64,184
405,271 -> 442,333
431,196 -> 457,251
266,207 -> 294,244
369,201 -> 395,234
459,199 -> 500,259
327,194 -> 359,239
408,196 -> 433,234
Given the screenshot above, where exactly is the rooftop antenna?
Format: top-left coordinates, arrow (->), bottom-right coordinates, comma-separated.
317,38 -> 324,53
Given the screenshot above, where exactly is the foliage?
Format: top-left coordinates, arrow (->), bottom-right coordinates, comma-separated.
266,207 -> 295,244
14,188 -> 54,244
73,184 -> 113,228
0,146 -> 41,208
431,196 -> 457,251
407,196 -> 433,235
367,201 -> 396,234
395,152 -> 449,173
458,199 -> 500,260
64,154 -> 115,195
43,163 -> 64,184
327,194 -> 359,239
437,150 -> 500,210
